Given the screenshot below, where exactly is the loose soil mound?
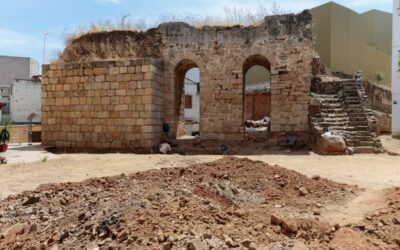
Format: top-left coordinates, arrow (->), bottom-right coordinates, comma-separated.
350,188 -> 400,248
0,157 -> 393,249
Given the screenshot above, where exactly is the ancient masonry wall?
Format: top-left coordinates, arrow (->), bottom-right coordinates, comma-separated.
44,10 -> 315,151
41,59 -> 163,151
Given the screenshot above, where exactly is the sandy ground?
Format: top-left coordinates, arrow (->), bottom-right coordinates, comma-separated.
381,135 -> 400,155
0,149 -> 399,199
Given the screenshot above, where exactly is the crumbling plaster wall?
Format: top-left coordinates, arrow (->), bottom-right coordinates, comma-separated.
44,10 -> 314,151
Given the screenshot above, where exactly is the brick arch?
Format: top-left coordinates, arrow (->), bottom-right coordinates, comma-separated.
239,47 -> 276,67
243,54 -> 271,74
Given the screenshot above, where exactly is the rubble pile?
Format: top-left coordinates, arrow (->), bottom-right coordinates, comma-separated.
352,188 -> 400,247
0,157 -> 395,249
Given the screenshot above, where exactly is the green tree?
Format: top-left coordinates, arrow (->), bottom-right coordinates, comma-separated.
373,72 -> 385,84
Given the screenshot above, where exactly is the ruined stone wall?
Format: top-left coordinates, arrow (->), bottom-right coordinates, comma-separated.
158,11 -> 314,142
45,10 -> 314,150
362,81 -> 392,114
41,59 -> 163,152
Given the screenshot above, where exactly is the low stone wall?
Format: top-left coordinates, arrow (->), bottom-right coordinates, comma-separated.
373,110 -> 392,134
362,81 -> 392,133
362,81 -> 392,114
41,59 -> 164,152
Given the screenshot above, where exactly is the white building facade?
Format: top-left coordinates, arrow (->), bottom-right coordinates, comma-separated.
0,56 -> 39,122
393,0 -> 400,137
184,78 -> 200,136
10,79 -> 41,123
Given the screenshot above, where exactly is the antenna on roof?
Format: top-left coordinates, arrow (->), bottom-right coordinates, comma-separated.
42,32 -> 49,65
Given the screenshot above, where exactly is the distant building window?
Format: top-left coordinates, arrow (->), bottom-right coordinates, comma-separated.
185,95 -> 192,109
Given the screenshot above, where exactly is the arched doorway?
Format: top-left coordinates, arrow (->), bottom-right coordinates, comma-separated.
243,55 -> 271,133
174,60 -> 200,139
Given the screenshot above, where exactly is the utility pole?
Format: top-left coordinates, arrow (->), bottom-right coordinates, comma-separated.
43,32 -> 49,65
121,14 -> 130,29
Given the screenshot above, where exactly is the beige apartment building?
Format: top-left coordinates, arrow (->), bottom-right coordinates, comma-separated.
311,2 -> 392,86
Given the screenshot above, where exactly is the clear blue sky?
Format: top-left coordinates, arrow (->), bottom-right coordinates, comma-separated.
0,0 -> 393,70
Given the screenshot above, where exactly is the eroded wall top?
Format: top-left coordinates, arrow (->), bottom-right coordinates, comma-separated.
60,10 -> 312,63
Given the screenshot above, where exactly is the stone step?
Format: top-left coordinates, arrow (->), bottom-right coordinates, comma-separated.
352,131 -> 372,136
314,94 -> 340,98
345,101 -> 360,105
320,99 -> 341,104
348,117 -> 367,121
345,135 -> 373,141
354,126 -> 369,131
348,113 -> 365,118
359,141 -> 376,146
347,104 -> 362,108
342,82 -> 359,86
321,118 -> 348,122
321,108 -> 345,113
343,92 -> 358,97
344,86 -> 357,90
319,122 -> 348,127
348,121 -> 368,126
346,109 -> 363,113
328,126 -> 355,131
321,104 -> 342,108
349,146 -> 379,154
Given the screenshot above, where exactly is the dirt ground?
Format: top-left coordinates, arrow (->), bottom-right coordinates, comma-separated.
2,156 -> 399,249
0,144 -> 399,249
381,135 -> 400,155
0,151 -> 399,198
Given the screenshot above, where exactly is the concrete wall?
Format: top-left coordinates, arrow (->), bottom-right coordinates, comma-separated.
392,0 -> 400,137
41,59 -> 164,152
10,79 -> 41,123
0,56 -> 38,87
311,2 -> 392,87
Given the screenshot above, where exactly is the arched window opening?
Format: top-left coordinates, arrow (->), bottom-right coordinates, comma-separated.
174,60 -> 200,139
243,55 -> 271,133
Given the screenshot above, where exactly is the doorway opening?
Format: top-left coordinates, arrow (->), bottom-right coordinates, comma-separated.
243,55 -> 271,132
174,60 -> 200,139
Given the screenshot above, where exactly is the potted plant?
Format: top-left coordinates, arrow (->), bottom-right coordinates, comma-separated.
0,121 -> 11,152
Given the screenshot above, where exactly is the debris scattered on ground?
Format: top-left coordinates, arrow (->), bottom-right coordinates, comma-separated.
0,157 -> 395,249
0,156 -> 7,164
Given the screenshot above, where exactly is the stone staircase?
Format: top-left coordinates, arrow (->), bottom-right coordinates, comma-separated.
310,79 -> 382,154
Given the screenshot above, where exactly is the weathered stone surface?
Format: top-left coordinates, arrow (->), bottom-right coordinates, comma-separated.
42,11 -> 314,151
373,110 -> 391,133
322,134 -> 346,152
